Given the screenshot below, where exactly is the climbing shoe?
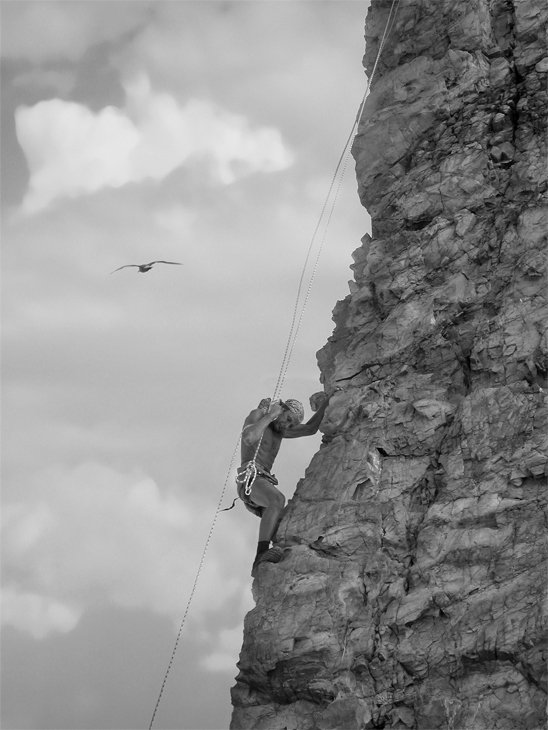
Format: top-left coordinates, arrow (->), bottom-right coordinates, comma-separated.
251,546 -> 285,575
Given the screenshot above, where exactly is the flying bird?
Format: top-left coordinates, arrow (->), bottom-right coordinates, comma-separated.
110,260 -> 182,274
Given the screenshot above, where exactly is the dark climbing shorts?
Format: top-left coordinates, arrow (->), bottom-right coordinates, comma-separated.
236,463 -> 279,518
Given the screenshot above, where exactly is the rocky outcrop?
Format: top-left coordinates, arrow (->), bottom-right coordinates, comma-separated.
231,1 -> 547,728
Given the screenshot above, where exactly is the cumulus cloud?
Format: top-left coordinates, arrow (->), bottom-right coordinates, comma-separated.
1,462 -> 249,639
15,75 -> 293,214
202,625 -> 247,673
1,587 -> 82,640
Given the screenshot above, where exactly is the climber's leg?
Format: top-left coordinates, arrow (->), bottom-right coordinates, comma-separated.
249,477 -> 286,544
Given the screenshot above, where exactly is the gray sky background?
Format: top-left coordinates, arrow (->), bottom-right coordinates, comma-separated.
1,2 -> 372,728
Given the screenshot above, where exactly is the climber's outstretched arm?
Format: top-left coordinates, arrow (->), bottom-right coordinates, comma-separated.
281,394 -> 330,439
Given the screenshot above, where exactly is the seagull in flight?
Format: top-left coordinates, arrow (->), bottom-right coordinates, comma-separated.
110,260 -> 182,274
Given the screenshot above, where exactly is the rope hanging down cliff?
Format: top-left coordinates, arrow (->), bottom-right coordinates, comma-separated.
148,3 -> 400,727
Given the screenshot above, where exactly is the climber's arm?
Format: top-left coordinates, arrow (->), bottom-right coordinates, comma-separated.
281,395 -> 330,439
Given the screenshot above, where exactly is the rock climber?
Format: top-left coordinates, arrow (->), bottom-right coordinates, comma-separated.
237,394 -> 331,573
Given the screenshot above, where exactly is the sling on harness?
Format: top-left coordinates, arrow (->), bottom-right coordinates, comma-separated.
219,461 -> 275,513
236,462 -> 279,518
238,461 -> 258,497
219,463 -> 258,513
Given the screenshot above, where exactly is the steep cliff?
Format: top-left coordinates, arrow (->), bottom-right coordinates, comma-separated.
231,1 -> 547,728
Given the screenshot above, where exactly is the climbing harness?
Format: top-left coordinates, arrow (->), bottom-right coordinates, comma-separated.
148,2 -> 401,726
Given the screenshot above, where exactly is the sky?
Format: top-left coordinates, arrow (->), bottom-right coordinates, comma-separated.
1,2 -> 372,728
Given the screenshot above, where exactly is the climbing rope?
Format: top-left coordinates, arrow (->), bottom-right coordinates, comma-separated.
147,436 -> 241,730
236,0 -> 404,522
272,0 -> 401,400
148,2 -> 400,726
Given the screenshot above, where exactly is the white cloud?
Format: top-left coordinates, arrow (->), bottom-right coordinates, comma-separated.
16,75 -> 293,214
1,462 -> 250,638
202,625 -> 246,673
1,587 -> 82,640
201,587 -> 255,672
2,501 -> 56,554
16,100 -> 140,213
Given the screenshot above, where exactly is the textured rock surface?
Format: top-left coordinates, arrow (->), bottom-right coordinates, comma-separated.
231,1 -> 547,728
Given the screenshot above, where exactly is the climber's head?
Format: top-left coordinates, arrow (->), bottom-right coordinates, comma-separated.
283,399 -> 304,423
269,399 -> 302,432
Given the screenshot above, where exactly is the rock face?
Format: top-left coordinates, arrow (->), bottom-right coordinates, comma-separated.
230,1 -> 547,728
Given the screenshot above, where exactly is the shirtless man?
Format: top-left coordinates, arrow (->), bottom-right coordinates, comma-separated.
237,395 -> 330,572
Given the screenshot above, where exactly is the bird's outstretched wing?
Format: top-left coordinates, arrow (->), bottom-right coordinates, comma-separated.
147,261 -> 183,266
110,265 -> 140,274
